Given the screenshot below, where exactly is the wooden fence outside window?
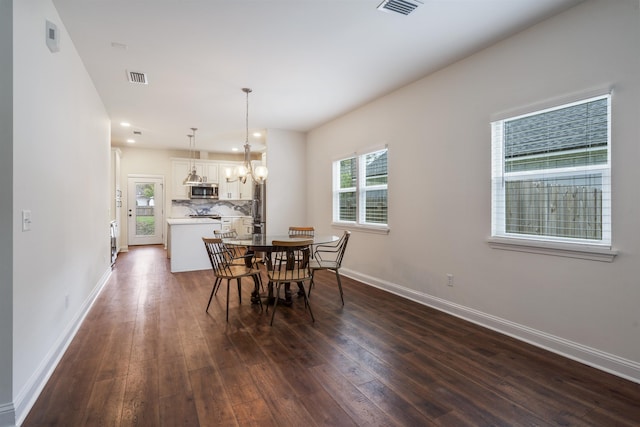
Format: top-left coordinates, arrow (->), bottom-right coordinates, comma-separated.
505,181 -> 602,240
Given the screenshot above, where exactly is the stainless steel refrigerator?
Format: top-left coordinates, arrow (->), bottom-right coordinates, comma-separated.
252,182 -> 266,234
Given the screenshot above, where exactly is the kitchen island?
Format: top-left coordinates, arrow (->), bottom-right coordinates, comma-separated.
167,217 -> 222,272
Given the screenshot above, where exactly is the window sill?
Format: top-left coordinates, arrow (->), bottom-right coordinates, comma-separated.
487,236 -> 617,262
332,222 -> 390,235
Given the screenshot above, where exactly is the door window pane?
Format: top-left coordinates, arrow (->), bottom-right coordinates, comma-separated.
136,183 -> 155,236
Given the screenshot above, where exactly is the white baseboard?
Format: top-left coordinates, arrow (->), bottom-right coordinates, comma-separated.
13,267 -> 113,426
0,402 -> 15,427
341,268 -> 640,385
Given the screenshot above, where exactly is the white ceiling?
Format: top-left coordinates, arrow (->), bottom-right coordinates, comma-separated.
52,0 -> 584,154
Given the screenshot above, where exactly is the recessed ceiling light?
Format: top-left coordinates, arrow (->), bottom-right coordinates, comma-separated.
126,139 -> 135,143
231,147 -> 239,152
120,122 -> 131,127
252,132 -> 261,138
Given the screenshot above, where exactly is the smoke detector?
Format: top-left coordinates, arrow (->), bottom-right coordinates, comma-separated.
377,0 -> 423,15
126,70 -> 148,85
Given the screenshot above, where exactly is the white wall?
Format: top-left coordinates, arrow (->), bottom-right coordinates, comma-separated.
12,0 -> 111,423
307,0 -> 640,382
265,129 -> 307,234
0,1 -> 13,425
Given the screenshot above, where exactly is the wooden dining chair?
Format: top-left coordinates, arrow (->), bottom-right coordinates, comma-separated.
266,239 -> 315,326
215,229 -> 263,290
285,226 -> 316,292
202,237 -> 263,322
214,229 -> 243,261
288,226 -> 315,237
309,230 -> 351,305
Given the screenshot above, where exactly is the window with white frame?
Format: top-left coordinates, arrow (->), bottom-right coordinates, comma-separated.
491,94 -> 611,246
333,147 -> 388,228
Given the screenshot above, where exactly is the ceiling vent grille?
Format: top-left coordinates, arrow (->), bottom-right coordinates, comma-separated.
377,0 -> 423,15
127,70 -> 148,85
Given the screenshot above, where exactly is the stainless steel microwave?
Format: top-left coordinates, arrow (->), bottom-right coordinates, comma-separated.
189,184 -> 219,199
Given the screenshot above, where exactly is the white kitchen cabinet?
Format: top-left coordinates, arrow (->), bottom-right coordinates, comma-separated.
238,175 -> 253,200
218,163 -> 253,200
172,159 -> 191,200
218,163 -> 237,200
202,163 -> 219,184
171,159 -> 220,199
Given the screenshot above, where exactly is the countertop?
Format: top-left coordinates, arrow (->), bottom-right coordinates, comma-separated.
167,215 -> 252,225
167,217 -> 222,225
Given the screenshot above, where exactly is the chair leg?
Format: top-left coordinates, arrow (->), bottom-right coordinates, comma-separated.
309,271 -> 315,297
226,280 -> 230,322
213,277 -> 222,295
265,280 -> 273,314
206,279 -> 218,312
237,278 -> 242,304
270,283 -> 282,326
335,270 -> 345,305
301,282 -> 315,322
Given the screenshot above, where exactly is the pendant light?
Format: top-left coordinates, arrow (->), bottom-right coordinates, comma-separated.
183,127 -> 203,185
227,88 -> 268,184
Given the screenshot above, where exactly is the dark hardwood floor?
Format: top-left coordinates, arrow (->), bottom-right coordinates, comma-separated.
23,245 -> 640,426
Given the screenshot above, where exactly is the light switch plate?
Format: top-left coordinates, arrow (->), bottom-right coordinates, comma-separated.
22,210 -> 31,231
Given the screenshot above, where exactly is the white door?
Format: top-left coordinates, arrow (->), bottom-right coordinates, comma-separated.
127,176 -> 164,245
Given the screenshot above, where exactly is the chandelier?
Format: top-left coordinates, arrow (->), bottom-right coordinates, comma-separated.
183,127 -> 203,185
226,88 -> 268,184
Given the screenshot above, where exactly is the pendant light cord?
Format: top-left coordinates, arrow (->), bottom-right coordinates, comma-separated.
243,88 -> 251,145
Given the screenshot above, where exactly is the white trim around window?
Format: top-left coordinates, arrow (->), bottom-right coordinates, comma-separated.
490,92 -> 615,261
332,146 -> 389,233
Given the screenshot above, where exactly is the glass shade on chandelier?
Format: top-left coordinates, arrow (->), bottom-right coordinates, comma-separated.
226,88 -> 268,185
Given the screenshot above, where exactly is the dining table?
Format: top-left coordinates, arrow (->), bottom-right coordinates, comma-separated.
223,233 -> 341,305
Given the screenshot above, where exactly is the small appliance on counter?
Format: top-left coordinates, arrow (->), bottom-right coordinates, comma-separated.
189,183 -> 219,199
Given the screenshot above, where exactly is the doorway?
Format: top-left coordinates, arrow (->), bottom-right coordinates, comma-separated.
127,176 -> 164,245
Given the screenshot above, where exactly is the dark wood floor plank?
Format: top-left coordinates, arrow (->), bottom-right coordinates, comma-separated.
95,320 -> 135,381
159,393 -> 200,427
81,376 -> 127,426
309,363 -> 399,426
21,245 -> 640,427
188,365 -> 237,426
261,394 -> 317,427
158,355 -> 193,399
120,358 -> 161,426
297,389 -> 360,427
218,365 -> 264,406
357,378 -> 436,426
231,397 -> 278,427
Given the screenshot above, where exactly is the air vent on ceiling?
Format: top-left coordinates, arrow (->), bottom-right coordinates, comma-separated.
126,70 -> 148,85
377,0 -> 423,15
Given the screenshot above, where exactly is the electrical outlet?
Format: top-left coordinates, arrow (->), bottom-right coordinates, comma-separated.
447,274 -> 454,286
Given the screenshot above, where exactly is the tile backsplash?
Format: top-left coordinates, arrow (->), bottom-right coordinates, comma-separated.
171,199 -> 252,217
